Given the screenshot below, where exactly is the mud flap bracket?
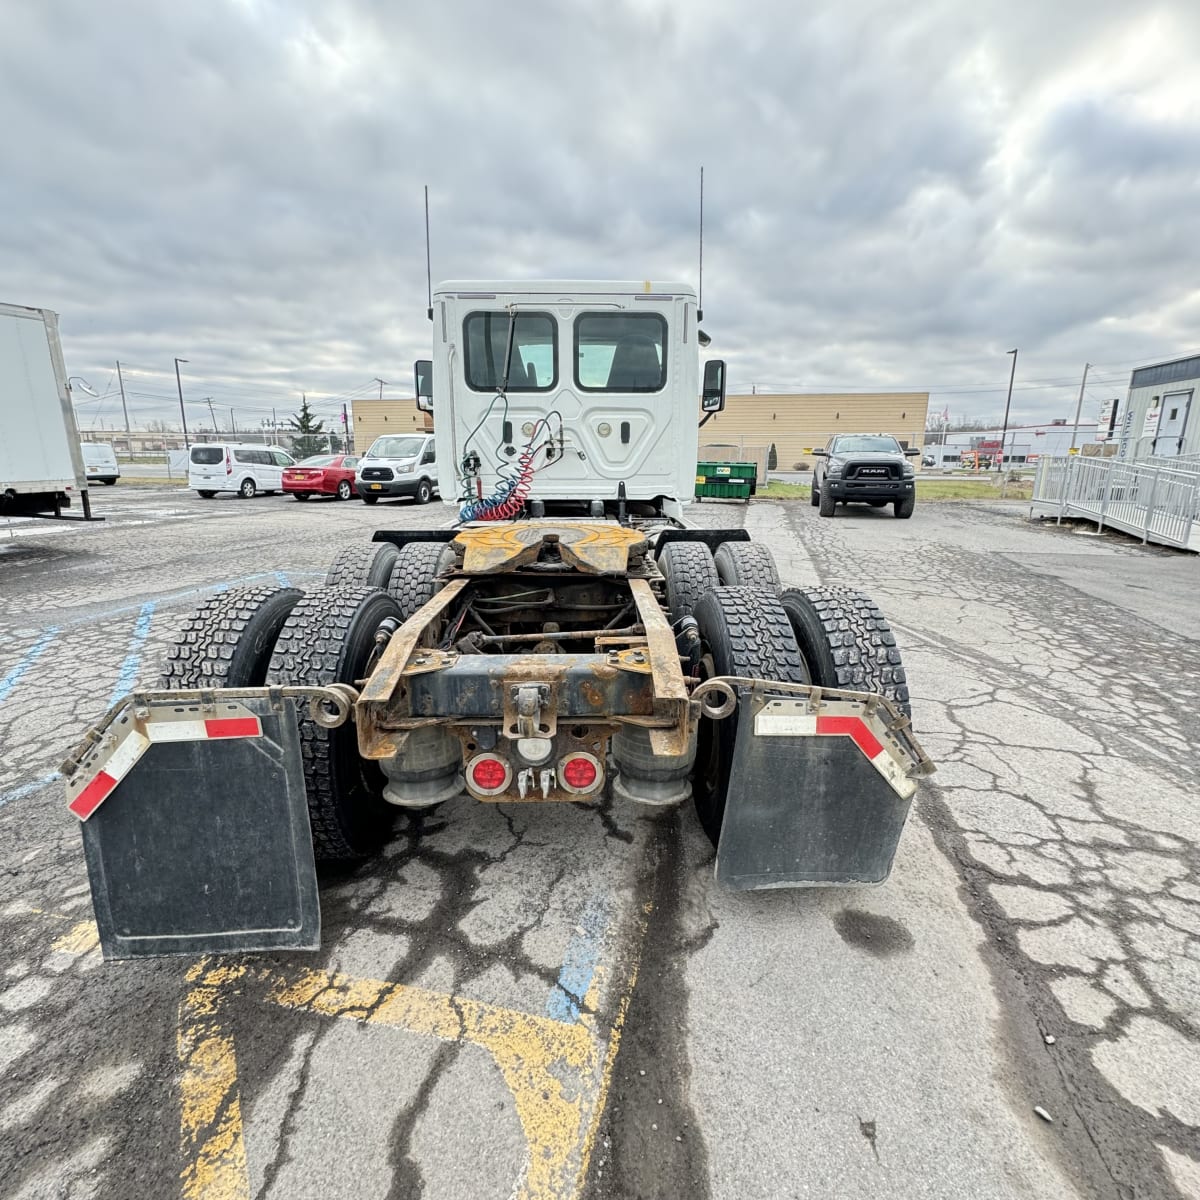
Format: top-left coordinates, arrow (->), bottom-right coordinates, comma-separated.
715,693 -> 919,889
73,695 -> 319,959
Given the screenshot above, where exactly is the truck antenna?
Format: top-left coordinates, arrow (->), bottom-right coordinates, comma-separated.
425,184 -> 433,321
697,166 -> 704,321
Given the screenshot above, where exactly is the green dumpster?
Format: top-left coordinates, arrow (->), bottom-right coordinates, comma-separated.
695,460 -> 755,500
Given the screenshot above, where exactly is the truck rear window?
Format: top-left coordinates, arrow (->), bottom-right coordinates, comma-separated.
191,447 -> 223,465
463,312 -> 557,392
575,313 -> 667,392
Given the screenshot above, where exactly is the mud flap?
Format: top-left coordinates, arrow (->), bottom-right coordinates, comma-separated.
69,696 -> 319,959
716,695 -> 918,889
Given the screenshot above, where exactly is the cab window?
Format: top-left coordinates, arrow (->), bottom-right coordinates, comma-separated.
463,312 -> 557,392
574,313 -> 667,392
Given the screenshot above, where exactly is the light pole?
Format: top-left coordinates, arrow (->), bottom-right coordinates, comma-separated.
998,349 -> 1018,471
174,358 -> 191,448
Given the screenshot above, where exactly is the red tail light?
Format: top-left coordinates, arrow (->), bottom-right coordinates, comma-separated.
560,754 -> 600,792
468,755 -> 511,795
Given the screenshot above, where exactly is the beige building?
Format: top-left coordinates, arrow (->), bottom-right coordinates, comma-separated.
350,392 -> 929,472
702,392 -> 929,470
351,398 -> 432,452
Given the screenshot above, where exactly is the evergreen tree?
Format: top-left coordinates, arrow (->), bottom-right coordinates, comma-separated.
289,394 -> 326,458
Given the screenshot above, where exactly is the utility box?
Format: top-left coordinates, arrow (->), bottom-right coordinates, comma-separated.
695,460 -> 754,500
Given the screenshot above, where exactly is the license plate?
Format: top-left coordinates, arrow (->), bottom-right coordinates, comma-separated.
370,483 -> 382,490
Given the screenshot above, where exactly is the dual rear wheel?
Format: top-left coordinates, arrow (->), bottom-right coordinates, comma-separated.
658,539 -> 911,843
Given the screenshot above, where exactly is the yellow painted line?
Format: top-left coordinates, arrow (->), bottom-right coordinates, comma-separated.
170,898 -> 651,1200
178,962 -> 249,1200
268,967 -> 599,1200
50,919 -> 99,956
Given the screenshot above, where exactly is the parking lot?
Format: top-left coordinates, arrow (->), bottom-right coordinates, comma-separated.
1,488 -> 1198,1200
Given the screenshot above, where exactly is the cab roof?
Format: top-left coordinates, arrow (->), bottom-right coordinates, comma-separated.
433,280 -> 696,299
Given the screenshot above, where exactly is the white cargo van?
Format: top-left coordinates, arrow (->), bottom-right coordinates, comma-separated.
80,442 -> 120,485
188,443 -> 295,499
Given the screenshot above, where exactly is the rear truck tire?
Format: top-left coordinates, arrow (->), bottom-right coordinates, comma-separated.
325,541 -> 400,589
361,494 -> 379,505
198,490 -> 216,499
336,479 -> 352,501
414,478 -> 433,505
239,478 -> 257,499
894,495 -> 915,519
778,586 -> 911,718
691,587 -> 810,843
818,487 -> 836,517
267,586 -> 401,861
658,541 -> 719,622
102,479 -> 116,485
387,541 -> 456,619
159,584 -> 304,689
810,485 -> 819,507
713,541 -> 780,589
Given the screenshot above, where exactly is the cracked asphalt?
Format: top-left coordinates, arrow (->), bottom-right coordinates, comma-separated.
1,487 -> 1198,1200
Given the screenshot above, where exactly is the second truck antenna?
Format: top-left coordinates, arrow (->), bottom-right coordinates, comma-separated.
425,184 -> 433,321
697,166 -> 704,321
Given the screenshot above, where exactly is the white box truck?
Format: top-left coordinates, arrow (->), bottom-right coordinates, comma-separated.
0,302 -> 95,520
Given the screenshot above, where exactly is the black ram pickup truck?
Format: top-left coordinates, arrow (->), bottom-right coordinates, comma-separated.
812,434 -> 920,519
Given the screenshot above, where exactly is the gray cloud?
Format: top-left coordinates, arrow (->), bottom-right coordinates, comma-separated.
1,0 -> 1197,433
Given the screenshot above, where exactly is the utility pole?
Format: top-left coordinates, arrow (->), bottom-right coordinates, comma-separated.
1069,363 -> 1090,452
230,409 -> 237,434
174,358 -> 190,448
374,377 -> 387,400
342,402 -> 350,452
998,349 -> 1018,471
200,396 -> 216,430
115,360 -> 130,437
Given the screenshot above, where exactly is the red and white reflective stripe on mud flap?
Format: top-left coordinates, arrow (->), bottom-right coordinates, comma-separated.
752,708 -> 916,799
146,716 -> 262,743
68,715 -> 263,821
68,730 -> 151,821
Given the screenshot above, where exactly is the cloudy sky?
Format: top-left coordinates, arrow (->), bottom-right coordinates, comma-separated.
2,0 -> 1198,434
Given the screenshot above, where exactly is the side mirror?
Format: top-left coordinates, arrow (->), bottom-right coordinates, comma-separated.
904,447 -> 920,456
414,360 -> 433,412
811,448 -> 828,457
701,360 -> 726,414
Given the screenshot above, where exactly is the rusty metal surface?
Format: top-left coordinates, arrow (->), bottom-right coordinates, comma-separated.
453,522 -> 648,574
627,577 -> 690,755
356,578 -> 469,758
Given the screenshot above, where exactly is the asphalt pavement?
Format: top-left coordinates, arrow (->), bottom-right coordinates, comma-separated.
0,486 -> 1197,1200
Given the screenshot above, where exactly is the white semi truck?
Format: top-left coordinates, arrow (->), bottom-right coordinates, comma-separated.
0,302 -> 95,521
64,280 -> 932,959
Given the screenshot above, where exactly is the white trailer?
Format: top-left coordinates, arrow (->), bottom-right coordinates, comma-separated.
0,302 -> 94,520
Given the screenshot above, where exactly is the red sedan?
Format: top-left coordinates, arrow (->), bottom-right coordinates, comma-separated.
283,454 -> 360,501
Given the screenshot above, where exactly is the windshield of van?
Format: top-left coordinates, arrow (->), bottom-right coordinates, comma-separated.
367,437 -> 425,459
190,446 -> 223,464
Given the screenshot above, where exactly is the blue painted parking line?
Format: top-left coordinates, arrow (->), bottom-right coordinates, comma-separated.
0,771 -> 60,811
0,627 -> 60,703
546,894 -> 612,1022
1,571 -> 326,643
108,601 -> 156,706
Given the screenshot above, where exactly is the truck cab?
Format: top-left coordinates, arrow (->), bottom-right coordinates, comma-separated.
417,281 -> 725,523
